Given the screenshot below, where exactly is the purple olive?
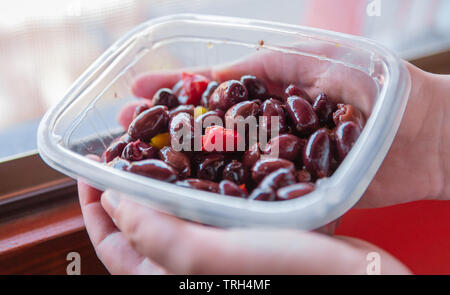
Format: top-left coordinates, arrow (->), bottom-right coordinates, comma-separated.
286,96 -> 319,136
152,88 -> 179,109
168,105 -> 195,119
335,121 -> 361,161
209,80 -> 248,111
263,134 -> 306,163
122,140 -> 157,161
258,168 -> 297,191
248,187 -> 276,201
313,93 -> 337,126
251,158 -> 295,183
222,160 -> 247,184
333,104 -> 366,129
219,180 -> 248,198
103,140 -> 127,163
259,98 -> 287,138
196,153 -> 226,182
276,183 -> 315,200
303,128 -> 332,178
158,146 -> 191,178
128,105 -> 169,141
175,179 -> 219,193
126,159 -> 178,182
240,75 -> 269,99
242,143 -> 261,169
284,84 -> 312,103
201,81 -> 219,108
132,104 -> 150,120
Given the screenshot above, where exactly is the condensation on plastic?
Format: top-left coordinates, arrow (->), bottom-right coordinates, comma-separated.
37,14 -> 411,230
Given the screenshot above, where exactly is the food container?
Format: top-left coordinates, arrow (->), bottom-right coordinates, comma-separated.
37,14 -> 411,231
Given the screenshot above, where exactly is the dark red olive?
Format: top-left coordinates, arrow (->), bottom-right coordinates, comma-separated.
152,88 -> 179,109
333,104 -> 365,129
240,75 -> 269,99
158,146 -> 191,178
168,105 -> 195,119
128,105 -> 169,142
194,110 -> 224,132
335,121 -> 361,161
103,140 -> 127,163
263,134 -> 306,163
126,159 -> 178,182
248,187 -> 276,201
219,180 -> 248,198
303,129 -> 332,178
286,96 -> 319,136
296,169 -> 312,183
224,101 -> 260,123
242,143 -> 261,169
197,153 -> 226,182
209,80 -> 248,111
251,158 -> 295,183
259,98 -> 287,137
201,81 -> 219,108
222,160 -> 247,184
313,93 -> 337,126
122,140 -> 156,161
276,183 -> 315,200
175,179 -> 219,193
107,157 -> 131,170
258,168 -> 296,191
132,104 -> 150,120
284,84 -> 312,103
169,112 -> 194,151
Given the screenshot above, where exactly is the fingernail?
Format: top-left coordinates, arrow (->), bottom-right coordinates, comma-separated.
103,190 -> 121,209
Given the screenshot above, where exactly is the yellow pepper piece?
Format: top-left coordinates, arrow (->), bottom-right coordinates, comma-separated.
150,132 -> 170,149
194,106 -> 208,119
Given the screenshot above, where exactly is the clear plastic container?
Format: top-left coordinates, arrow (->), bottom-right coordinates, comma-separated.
37,14 -> 411,230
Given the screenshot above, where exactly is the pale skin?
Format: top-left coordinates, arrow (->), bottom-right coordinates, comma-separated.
77,52 -> 449,274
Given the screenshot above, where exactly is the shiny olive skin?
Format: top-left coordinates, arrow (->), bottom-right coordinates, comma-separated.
248,187 -> 276,201
313,93 -> 337,126
258,168 -> 296,191
224,101 -> 260,123
240,75 -> 269,99
276,183 -> 315,200
222,160 -> 247,184
175,179 -> 219,193
303,128 -> 332,178
158,146 -> 191,178
168,105 -> 195,119
251,158 -> 296,183
197,153 -> 226,182
122,140 -> 156,161
104,140 -> 127,163
172,79 -> 184,96
335,121 -> 361,161
286,95 -> 319,136
333,103 -> 366,129
194,110 -> 224,131
126,159 -> 178,182
128,105 -> 169,141
152,88 -> 179,109
284,84 -> 312,103
219,180 -> 248,198
107,157 -> 131,170
209,80 -> 248,111
263,134 -> 306,163
169,112 -> 194,149
259,98 -> 287,137
201,81 -> 219,108
296,169 -> 312,183
132,104 -> 150,120
242,143 -> 261,169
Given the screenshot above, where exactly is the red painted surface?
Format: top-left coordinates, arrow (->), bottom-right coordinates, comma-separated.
336,200 -> 450,274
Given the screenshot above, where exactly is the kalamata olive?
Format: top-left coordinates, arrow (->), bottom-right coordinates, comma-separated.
169,112 -> 194,151
224,101 -> 260,123
197,153 -> 226,182
194,110 -> 224,132
219,180 -> 248,198
132,104 -> 150,120
103,140 -> 127,162
333,104 -> 365,129
158,146 -> 191,178
243,143 -> 261,169
286,96 -> 319,136
209,80 -> 248,111
259,98 -> 287,137
222,160 -> 247,184
303,129 -> 332,178
168,105 -> 195,119
313,93 -> 337,126
284,84 -> 312,103
258,168 -> 296,191
251,157 -> 295,183
107,157 -> 131,170
335,121 -> 361,161
122,140 -> 156,161
248,187 -> 276,201
201,81 -> 219,108
152,88 -> 179,109
127,159 -> 178,182
175,179 -> 219,193
276,183 -> 315,200
128,105 -> 169,142
296,169 -> 312,183
240,75 -> 269,99
263,134 -> 306,163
